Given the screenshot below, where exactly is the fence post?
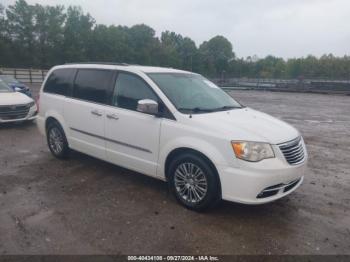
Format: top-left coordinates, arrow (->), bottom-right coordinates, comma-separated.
14,68 -> 17,78
41,70 -> 45,82
29,68 -> 32,83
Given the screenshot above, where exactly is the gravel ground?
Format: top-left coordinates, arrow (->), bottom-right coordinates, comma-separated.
0,86 -> 349,255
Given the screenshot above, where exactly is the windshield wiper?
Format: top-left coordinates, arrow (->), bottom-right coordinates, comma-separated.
211,105 -> 243,112
177,107 -> 215,113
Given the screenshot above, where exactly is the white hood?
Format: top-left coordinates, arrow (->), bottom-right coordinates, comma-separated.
0,92 -> 33,106
187,107 -> 299,145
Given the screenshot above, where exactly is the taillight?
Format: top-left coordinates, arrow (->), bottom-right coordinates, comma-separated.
36,93 -> 40,113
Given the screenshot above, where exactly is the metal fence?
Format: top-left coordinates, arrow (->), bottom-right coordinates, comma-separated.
0,68 -> 49,83
213,77 -> 350,86
213,77 -> 350,93
1,67 -> 349,94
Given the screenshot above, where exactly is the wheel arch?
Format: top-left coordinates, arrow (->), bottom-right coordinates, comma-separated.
164,147 -> 222,193
45,115 -> 70,158
44,114 -> 70,147
45,116 -> 60,130
44,111 -> 69,135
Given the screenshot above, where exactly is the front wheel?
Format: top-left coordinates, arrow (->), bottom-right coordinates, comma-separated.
46,121 -> 70,159
168,153 -> 221,211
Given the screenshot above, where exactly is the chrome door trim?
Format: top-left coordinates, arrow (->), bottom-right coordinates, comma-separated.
70,127 -> 152,153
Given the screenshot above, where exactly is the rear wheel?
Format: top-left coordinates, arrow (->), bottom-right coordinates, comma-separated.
46,121 -> 70,159
168,153 -> 221,211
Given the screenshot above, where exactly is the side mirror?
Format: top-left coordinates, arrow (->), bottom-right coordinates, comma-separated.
14,87 -> 22,92
137,99 -> 159,115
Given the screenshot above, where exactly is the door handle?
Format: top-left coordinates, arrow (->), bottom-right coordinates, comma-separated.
91,110 -> 103,117
106,113 -> 119,120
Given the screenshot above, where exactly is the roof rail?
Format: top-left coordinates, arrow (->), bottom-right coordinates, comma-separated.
64,62 -> 129,66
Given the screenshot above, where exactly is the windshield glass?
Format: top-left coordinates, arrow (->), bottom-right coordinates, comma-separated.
148,73 -> 242,114
0,75 -> 19,84
0,80 -> 13,93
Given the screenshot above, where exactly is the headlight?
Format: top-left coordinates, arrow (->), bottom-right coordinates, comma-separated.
28,101 -> 35,107
231,141 -> 275,162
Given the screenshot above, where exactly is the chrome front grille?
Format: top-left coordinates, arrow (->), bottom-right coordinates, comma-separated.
279,137 -> 305,165
0,104 -> 30,120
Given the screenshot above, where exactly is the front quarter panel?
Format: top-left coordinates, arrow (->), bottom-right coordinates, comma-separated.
157,118 -> 236,179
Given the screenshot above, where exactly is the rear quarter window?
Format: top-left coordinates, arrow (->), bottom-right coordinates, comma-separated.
43,68 -> 75,96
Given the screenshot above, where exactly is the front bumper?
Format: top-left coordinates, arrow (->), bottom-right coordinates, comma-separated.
218,145 -> 307,204
0,105 -> 38,123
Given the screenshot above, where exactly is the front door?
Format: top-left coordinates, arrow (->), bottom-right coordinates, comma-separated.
105,72 -> 162,177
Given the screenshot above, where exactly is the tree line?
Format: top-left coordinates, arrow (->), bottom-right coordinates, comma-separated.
1,0 -> 349,79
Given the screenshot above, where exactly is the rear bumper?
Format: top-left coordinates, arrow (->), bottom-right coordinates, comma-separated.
36,115 -> 46,136
218,158 -> 307,204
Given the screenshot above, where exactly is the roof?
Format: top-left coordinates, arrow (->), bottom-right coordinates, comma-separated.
129,65 -> 192,74
55,63 -> 193,74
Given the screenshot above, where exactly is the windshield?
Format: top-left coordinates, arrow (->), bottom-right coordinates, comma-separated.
0,80 -> 13,93
0,75 -> 19,84
148,73 -> 242,114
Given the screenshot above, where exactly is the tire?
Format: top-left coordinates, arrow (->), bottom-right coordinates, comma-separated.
168,153 -> 221,211
46,121 -> 70,159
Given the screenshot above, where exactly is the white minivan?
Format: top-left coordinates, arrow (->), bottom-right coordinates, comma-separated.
37,63 -> 307,210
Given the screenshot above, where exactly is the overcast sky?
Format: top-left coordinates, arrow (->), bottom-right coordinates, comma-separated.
3,0 -> 350,58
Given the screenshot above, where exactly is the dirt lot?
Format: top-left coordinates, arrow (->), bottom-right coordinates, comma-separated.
0,86 -> 349,255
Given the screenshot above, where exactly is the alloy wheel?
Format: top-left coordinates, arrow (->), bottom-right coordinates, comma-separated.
174,162 -> 208,204
48,127 -> 64,155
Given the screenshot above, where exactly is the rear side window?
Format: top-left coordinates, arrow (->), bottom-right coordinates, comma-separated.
73,69 -> 114,104
43,68 -> 74,96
